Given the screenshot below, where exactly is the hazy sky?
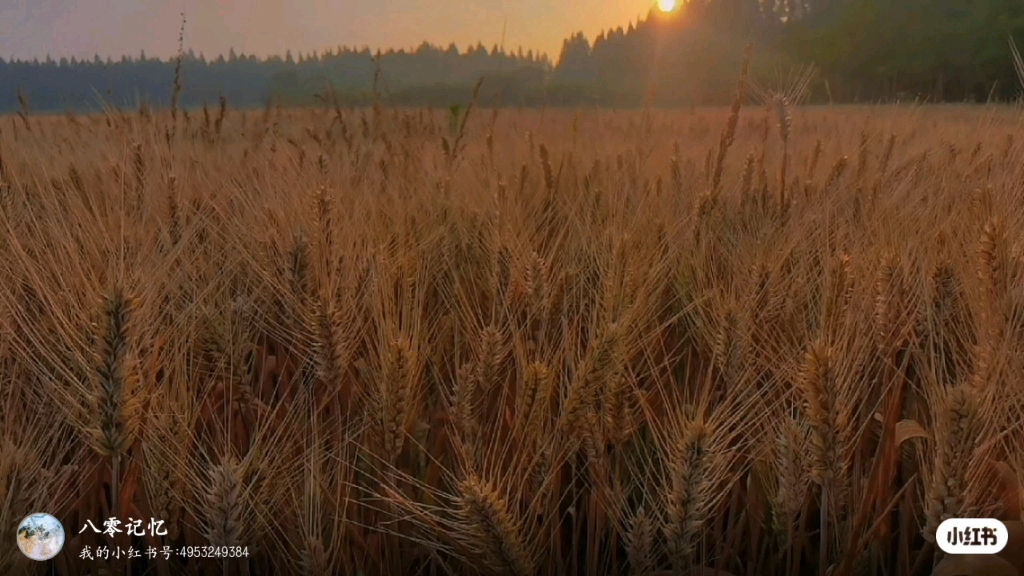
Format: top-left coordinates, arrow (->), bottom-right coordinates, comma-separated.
0,0 -> 661,62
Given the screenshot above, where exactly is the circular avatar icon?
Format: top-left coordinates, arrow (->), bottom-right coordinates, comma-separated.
16,513 -> 65,561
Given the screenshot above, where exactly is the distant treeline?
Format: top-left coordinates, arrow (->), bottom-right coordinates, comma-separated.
3,0 -> 1024,112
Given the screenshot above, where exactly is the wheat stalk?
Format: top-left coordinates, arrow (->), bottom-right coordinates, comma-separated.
456,474 -> 534,576
923,385 -> 978,543
205,455 -> 243,547
664,419 -> 709,571
625,506 -> 659,576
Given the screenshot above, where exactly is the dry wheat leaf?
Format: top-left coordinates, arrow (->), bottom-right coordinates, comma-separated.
999,520 -> 1024,572
895,419 -> 929,445
931,554 -> 1019,576
991,461 -> 1023,521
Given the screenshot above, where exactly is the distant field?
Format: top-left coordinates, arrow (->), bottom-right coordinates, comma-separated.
1,103 -> 1023,575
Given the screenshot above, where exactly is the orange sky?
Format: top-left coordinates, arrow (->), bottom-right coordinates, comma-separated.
1,0 -> 664,62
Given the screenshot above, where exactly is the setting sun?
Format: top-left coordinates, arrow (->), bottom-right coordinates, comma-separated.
657,0 -> 677,12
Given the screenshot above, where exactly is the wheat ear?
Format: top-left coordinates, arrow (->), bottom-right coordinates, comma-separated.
457,474 -> 534,576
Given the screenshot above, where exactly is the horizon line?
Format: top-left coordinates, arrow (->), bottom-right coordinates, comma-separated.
1,7 -> 675,65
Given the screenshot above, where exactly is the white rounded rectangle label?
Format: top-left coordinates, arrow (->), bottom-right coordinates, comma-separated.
936,518 -> 1008,554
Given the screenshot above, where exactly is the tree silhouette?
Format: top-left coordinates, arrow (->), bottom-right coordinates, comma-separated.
2,1 -> 1024,112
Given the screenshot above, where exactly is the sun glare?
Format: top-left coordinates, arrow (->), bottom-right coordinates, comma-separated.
657,0 -> 677,12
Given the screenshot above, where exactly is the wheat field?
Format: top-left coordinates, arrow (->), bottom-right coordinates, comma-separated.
1,98 -> 1023,576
